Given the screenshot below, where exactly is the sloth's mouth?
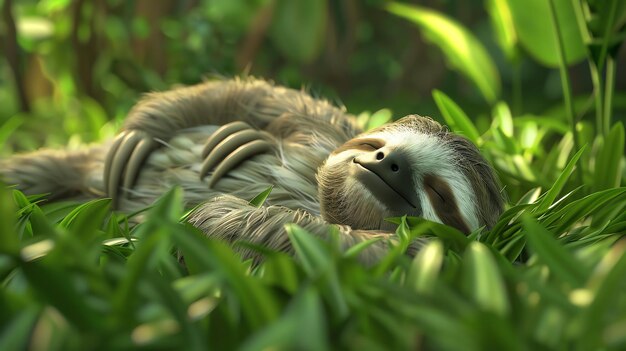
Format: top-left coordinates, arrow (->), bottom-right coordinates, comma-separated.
352,159 -> 418,209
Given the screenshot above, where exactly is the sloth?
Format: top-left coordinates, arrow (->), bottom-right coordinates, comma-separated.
1,78 -> 504,263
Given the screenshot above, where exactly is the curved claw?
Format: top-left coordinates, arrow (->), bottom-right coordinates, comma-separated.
103,129 -> 159,208
108,131 -> 143,199
208,140 -> 272,188
103,131 -> 127,195
201,121 -> 252,159
123,137 -> 158,191
200,129 -> 263,179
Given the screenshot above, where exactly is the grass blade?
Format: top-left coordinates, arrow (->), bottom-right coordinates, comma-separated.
463,242 -> 510,316
593,122 -> 624,191
432,90 -> 482,143
406,240 -> 444,294
248,186 -> 273,207
522,215 -> 587,286
535,145 -> 586,213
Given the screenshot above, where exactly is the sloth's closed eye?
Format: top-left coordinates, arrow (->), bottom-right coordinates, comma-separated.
361,143 -> 379,150
427,184 -> 446,202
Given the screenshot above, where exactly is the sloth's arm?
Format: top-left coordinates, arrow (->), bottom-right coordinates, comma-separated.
187,195 -> 425,265
105,78 -> 357,204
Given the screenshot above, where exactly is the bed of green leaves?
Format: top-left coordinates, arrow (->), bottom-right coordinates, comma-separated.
1,158 -> 625,350
1,0 -> 626,350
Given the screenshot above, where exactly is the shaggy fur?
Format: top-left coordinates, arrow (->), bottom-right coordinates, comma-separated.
0,77 -> 504,263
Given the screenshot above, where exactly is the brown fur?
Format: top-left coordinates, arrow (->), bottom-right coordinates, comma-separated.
0,77 -> 504,263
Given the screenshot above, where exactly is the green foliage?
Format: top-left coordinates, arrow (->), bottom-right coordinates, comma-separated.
2,180 -> 626,350
270,0 -> 327,63
248,185 -> 274,207
505,0 -> 586,67
386,2 -> 501,104
1,0 -> 625,349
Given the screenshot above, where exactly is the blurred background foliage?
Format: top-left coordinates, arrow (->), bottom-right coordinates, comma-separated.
0,0 -> 625,201
2,1 -> 626,349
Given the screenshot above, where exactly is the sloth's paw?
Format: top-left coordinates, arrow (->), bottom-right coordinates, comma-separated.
200,121 -> 272,187
104,130 -> 158,206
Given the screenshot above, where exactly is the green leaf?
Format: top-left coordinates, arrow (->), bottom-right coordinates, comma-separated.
432,90 -> 482,144
366,109 -> 393,130
522,215 -> 587,286
0,184 -> 18,254
535,145 -> 586,213
0,307 -> 40,351
544,188 -> 626,235
498,234 -> 526,262
241,287 -> 328,351
171,225 -> 279,328
20,258 -> 103,330
270,0 -> 327,63
492,102 -> 514,136
285,224 -> 331,276
248,186 -> 273,207
285,224 -> 348,319
343,237 -> 383,259
516,187 -> 542,205
505,0 -> 585,67
463,242 -> 510,316
577,240 -> 626,349
58,198 -> 111,242
405,217 -> 470,253
259,252 -> 300,294
144,273 -> 207,350
574,0 -> 626,69
593,122 -> 624,191
406,240 -> 444,294
387,2 -> 500,103
486,0 -> 518,60
111,188 -> 183,322
0,116 -> 24,148
40,201 -> 83,224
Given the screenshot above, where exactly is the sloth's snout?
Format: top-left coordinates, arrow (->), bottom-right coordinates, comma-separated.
354,148 -> 410,183
352,147 -> 419,209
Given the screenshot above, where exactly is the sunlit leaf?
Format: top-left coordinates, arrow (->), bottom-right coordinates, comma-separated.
432,90 -> 482,144
535,145 -> 586,213
58,198 -> 111,241
366,109 -> 393,130
593,122 -> 624,191
522,215 -> 587,286
16,17 -> 53,39
387,2 -> 501,103
576,239 -> 626,349
486,0 -> 518,60
406,240 -> 444,294
463,242 -> 510,316
286,224 -> 331,276
492,102 -> 514,136
505,0 -> 585,67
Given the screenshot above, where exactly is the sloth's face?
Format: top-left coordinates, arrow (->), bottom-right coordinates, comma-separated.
316,115 -> 504,233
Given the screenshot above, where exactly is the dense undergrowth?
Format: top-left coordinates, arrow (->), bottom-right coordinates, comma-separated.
1,0 -> 626,350
1,162 -> 625,350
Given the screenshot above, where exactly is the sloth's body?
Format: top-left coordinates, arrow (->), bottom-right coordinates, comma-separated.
1,78 -> 504,262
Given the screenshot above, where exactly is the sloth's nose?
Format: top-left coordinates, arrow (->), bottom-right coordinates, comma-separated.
354,148 -> 412,188
353,147 -> 419,209
355,148 -> 411,179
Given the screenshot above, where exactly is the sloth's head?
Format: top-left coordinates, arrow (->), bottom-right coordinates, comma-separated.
316,115 -> 504,233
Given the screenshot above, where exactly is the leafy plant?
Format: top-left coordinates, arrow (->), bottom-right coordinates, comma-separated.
1,0 -> 625,349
